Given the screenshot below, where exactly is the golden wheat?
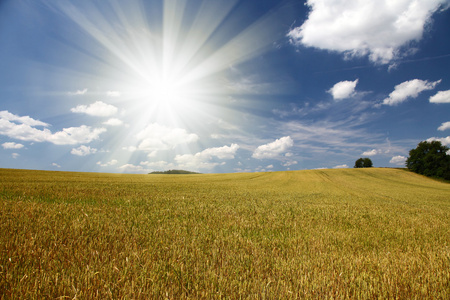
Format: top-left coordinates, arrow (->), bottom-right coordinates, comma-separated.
0,168 -> 449,299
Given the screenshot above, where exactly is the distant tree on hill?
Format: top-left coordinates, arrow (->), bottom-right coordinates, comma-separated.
406,141 -> 450,180
354,158 -> 373,168
149,170 -> 200,174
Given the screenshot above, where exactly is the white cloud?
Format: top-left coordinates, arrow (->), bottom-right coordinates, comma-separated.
430,90 -> 450,103
68,88 -> 87,96
71,145 -> 97,156
106,91 -> 121,97
140,160 -> 175,170
427,136 -> 450,146
333,164 -> 349,169
282,160 -> 297,167
252,136 -> 294,159
47,126 -> 106,145
11,153 -> 20,159
362,149 -> 378,156
438,121 -> 450,131
136,123 -> 198,152
0,110 -> 49,127
0,111 -> 106,145
52,163 -> 61,168
118,164 -> 149,173
71,101 -> 118,117
328,79 -> 358,100
123,146 -> 137,152
175,144 -> 239,170
198,144 -> 240,159
390,155 -> 407,165
382,79 -> 441,106
287,0 -> 448,64
97,159 -> 118,167
103,118 -> 123,126
2,142 -> 24,149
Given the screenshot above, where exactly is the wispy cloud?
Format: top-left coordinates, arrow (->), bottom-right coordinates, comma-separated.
106,91 -> 121,97
382,79 -> 441,106
118,164 -> 149,173
68,88 -> 88,96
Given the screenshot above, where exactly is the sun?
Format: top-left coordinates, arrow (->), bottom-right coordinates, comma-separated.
131,75 -> 190,108
151,78 -> 185,104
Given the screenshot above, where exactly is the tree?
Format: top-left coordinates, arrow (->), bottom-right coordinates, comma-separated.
354,157 -> 373,168
406,141 -> 450,180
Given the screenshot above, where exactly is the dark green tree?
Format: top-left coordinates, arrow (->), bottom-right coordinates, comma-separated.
363,158 -> 373,168
354,158 -> 373,168
406,141 -> 450,180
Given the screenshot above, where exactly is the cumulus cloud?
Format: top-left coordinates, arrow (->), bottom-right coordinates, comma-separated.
136,123 -> 198,152
103,118 -> 123,126
0,111 -> 106,145
175,144 -> 239,170
438,121 -> 450,131
71,145 -> 97,156
47,126 -> 106,145
252,136 -> 294,159
2,142 -> 24,149
430,90 -> 450,103
390,155 -> 407,165
382,79 -> 441,106
333,164 -> 349,169
328,79 -> 358,100
0,110 -> 49,127
287,0 -> 448,64
427,136 -> 450,146
71,101 -> 118,117
97,159 -> 118,167
52,163 -> 61,168
362,149 -> 378,156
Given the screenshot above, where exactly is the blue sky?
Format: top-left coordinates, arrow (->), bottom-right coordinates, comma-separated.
1,0 -> 450,173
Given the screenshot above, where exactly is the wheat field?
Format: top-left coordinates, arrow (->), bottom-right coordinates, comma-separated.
1,168 -> 449,299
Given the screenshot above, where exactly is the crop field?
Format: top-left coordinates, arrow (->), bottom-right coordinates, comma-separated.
0,168 -> 449,299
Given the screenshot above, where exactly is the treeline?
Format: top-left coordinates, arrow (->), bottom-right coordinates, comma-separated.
406,141 -> 450,181
149,170 -> 200,174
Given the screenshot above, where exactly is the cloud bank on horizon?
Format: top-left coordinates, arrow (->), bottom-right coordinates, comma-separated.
1,0 -> 450,173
